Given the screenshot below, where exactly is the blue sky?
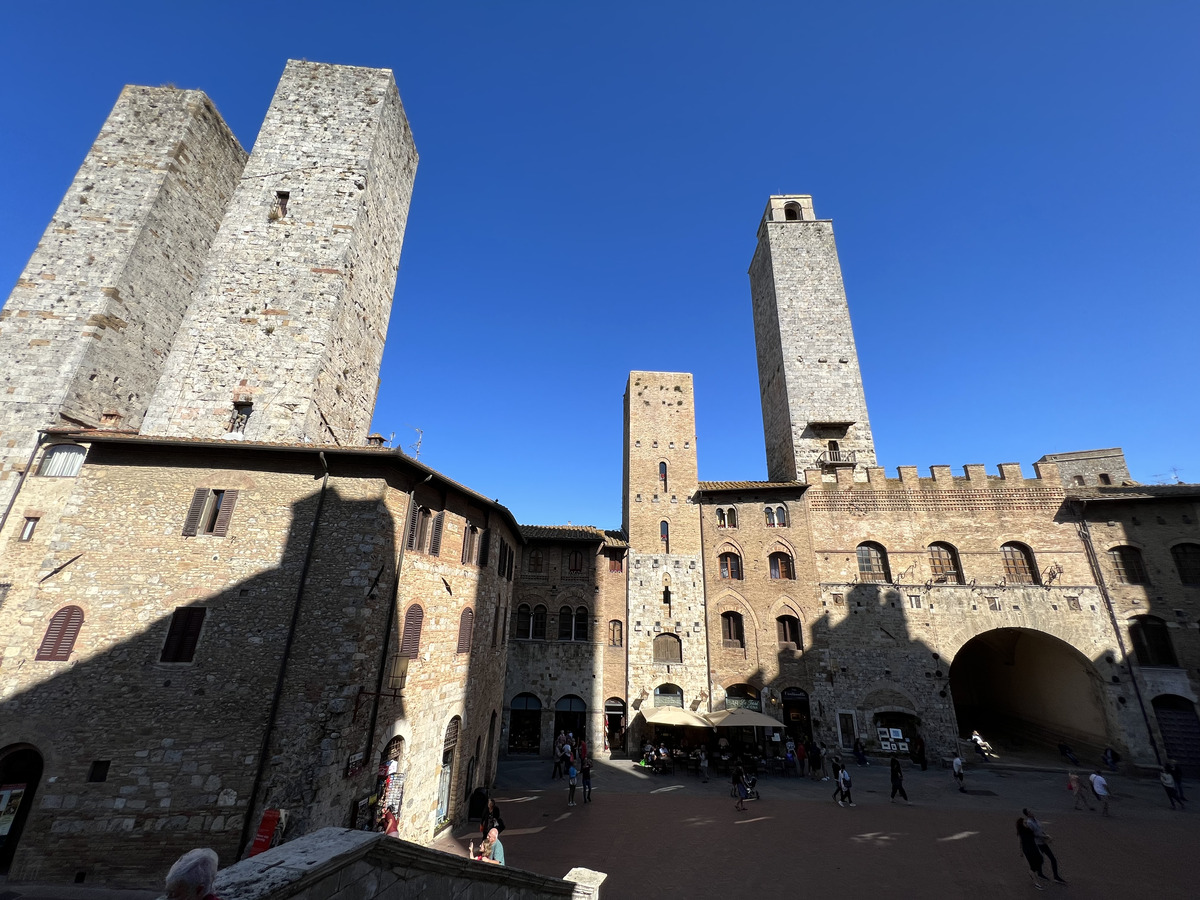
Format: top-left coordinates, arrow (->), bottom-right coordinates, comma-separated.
2,2 -> 1197,528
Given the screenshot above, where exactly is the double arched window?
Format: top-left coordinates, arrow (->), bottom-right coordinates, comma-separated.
1001,542 -> 1039,585
765,505 -> 787,527
928,542 -> 964,584
527,549 -> 544,574
776,614 -> 801,649
719,551 -> 743,580
1171,544 -> 1200,585
856,542 -> 890,583
557,606 -> 589,641
1109,546 -> 1150,585
653,633 -> 682,663
769,551 -> 795,580
720,611 -> 745,649
715,507 -> 738,529
1129,615 -> 1177,668
515,604 -> 548,640
567,550 -> 584,573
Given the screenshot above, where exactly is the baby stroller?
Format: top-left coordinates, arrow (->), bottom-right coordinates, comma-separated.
730,774 -> 760,801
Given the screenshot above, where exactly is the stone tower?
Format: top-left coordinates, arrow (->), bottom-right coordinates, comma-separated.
748,195 -> 876,482
0,86 -> 246,513
141,61 -> 418,445
622,372 -> 710,737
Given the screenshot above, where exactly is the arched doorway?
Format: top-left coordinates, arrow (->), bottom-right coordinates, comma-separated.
375,735 -> 405,828
723,683 -> 761,711
554,695 -> 586,742
0,745 -> 44,875
1153,695 -> 1200,777
653,683 -> 683,707
949,629 -> 1108,753
508,693 -> 542,754
781,687 -> 811,742
605,698 -> 626,752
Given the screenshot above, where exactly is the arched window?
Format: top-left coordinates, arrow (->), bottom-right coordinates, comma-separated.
653,633 -> 682,663
35,605 -> 84,661
659,461 -> 668,491
660,521 -> 670,554
724,683 -> 761,711
558,605 -> 574,640
515,604 -> 532,640
1171,544 -> 1200,585
769,551 -> 795,580
653,683 -> 684,708
436,717 -> 461,824
783,201 -> 801,221
765,507 -> 776,527
775,506 -> 788,527
1129,615 -> 1178,668
776,614 -> 801,649
1001,542 -> 1039,585
727,507 -> 738,528
720,611 -> 745,649
400,604 -> 424,657
532,604 -> 547,640
37,444 -> 87,477
716,509 -> 726,528
719,552 -> 742,580
567,550 -> 584,573
856,542 -> 891,583
574,607 -> 589,641
928,542 -> 964,584
528,549 -> 544,574
1109,546 -> 1150,585
609,619 -> 623,647
456,608 -> 474,654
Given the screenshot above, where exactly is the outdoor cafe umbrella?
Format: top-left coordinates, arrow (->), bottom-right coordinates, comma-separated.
641,706 -> 713,728
703,707 -> 784,729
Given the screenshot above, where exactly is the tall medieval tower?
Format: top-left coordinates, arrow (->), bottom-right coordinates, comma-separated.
140,61 -> 417,444
622,372 -> 710,735
748,195 -> 876,481
0,87 -> 246,513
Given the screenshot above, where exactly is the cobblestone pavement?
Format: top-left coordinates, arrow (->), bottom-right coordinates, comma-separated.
435,756 -> 1196,898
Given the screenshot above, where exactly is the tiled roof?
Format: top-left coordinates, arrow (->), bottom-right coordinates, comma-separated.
520,525 -> 628,547
696,480 -> 807,493
1067,484 -> 1200,501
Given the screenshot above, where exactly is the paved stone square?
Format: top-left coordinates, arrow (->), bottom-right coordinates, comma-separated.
439,757 -> 1197,898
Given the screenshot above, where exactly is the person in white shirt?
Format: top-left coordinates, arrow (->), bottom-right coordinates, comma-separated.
952,755 -> 966,792
1089,770 -> 1110,816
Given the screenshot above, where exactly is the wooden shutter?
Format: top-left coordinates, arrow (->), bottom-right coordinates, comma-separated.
182,489 -> 209,536
429,512 -> 445,557
457,608 -> 474,654
444,716 -> 461,752
478,530 -> 490,568
36,606 -> 84,661
211,490 -> 239,537
506,548 -> 514,581
400,604 -> 424,658
161,607 -> 206,662
404,503 -> 421,551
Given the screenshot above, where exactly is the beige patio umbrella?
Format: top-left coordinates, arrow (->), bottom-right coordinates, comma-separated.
641,706 -> 713,728
704,707 -> 785,729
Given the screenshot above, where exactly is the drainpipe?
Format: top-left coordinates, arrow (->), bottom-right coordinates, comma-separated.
1072,499 -> 1161,766
696,490 -> 714,716
364,473 -> 433,760
238,450 -> 330,858
0,432 -> 48,537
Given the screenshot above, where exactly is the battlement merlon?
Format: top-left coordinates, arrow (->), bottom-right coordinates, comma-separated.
802,461 -> 1063,491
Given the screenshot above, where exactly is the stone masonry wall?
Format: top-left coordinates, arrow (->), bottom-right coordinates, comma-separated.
141,61 -> 417,445
0,86 -> 246,513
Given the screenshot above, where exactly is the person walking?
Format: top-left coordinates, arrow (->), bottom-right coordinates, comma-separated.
795,740 -> 807,777
567,762 -> 578,806
581,757 -> 593,803
733,763 -> 749,811
1089,770 -> 1111,816
853,737 -> 869,766
1016,816 -> 1048,890
1023,808 -> 1066,884
911,734 -> 927,771
1159,767 -> 1184,810
480,796 -> 504,838
1068,772 -> 1094,811
953,754 -> 966,792
818,743 -> 832,780
889,754 -> 908,803
552,731 -> 566,780
1167,759 -> 1186,802
699,748 -> 709,783
837,763 -> 856,807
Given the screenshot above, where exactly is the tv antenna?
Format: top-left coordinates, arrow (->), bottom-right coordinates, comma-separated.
407,426 -> 422,460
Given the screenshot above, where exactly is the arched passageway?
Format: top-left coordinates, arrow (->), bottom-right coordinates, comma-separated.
0,745 -> 44,875
554,695 -> 586,743
949,629 -> 1108,754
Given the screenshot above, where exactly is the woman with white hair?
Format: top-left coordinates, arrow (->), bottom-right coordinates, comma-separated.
165,848 -> 219,900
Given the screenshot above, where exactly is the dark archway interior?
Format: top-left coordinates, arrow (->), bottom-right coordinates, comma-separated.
949,629 -> 1108,755
0,747 -> 44,874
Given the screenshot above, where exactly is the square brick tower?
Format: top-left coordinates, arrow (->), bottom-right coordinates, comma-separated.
622,372 -> 710,738
0,86 -> 246,513
748,195 -> 876,482
141,61 -> 418,444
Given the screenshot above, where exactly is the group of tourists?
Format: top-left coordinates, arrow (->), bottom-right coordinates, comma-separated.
552,730 -> 592,806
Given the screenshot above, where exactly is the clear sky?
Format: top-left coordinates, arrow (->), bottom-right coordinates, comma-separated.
2,2 -> 1197,529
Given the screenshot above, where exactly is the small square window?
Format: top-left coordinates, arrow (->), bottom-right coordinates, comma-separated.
907,594 -> 921,609
87,760 -> 111,783
831,593 -> 844,605
1067,596 -> 1081,611
986,597 -> 1001,612
19,517 -> 38,542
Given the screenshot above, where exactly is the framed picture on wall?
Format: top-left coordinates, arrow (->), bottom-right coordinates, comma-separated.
896,741 -> 909,752
889,728 -> 904,740
877,728 -> 890,743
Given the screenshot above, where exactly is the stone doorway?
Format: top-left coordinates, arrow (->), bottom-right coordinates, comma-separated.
0,745 -> 43,875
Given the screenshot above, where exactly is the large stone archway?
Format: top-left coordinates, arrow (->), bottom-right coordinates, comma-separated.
949,628 -> 1109,753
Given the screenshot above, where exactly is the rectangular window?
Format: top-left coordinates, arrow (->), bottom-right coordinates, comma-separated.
20,517 -> 38,542
182,489 -> 239,537
87,760 -> 111,783
907,594 -> 921,609
609,555 -> 623,574
986,597 -> 1001,612
229,402 -> 252,434
161,607 -> 206,663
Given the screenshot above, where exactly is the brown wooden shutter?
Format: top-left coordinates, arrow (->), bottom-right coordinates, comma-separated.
36,606 -> 84,661
429,512 -> 445,557
211,490 -> 239,537
444,716 -> 460,751
182,489 -> 209,536
162,607 -> 206,662
506,548 -> 514,581
404,503 -> 421,551
400,604 -> 424,658
478,530 -> 490,568
457,608 -> 474,654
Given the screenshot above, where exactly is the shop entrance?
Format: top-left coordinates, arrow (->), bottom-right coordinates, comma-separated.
508,693 -> 542,754
781,687 -> 812,742
554,695 -> 587,743
605,698 -> 626,753
0,745 -> 43,875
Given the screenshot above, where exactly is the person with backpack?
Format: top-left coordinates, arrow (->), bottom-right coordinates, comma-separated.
567,762 -> 578,806
837,763 -> 855,807
733,762 -> 749,811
